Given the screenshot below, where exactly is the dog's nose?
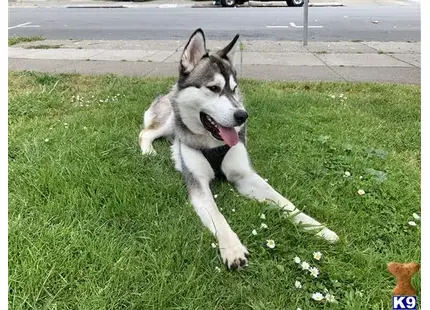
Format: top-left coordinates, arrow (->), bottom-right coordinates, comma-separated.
234,110 -> 248,125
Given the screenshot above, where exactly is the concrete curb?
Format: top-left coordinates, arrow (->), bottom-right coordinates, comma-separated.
66,5 -> 127,8
193,1 -> 343,7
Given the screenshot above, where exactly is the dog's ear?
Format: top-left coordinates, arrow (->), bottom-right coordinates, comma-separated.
180,29 -> 207,74
218,34 -> 240,67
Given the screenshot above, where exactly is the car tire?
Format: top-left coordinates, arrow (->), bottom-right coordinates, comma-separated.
286,0 -> 304,6
221,0 -> 236,7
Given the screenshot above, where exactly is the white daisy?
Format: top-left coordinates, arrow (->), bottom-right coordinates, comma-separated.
408,221 -> 417,226
358,189 -> 365,196
297,308 -> 302,310
266,239 -> 276,249
260,213 -> 266,220
325,293 -> 336,303
413,213 -> 420,220
232,208 -> 235,212
294,256 -> 301,264
301,261 -> 310,270
313,251 -> 322,260
312,292 -> 324,301
214,194 -> 218,199
344,171 -> 351,177
44,138 -> 49,142
309,267 -> 319,278
252,229 -> 258,236
211,243 -> 217,248
215,266 -> 221,272
260,223 -> 268,229
295,281 -> 302,289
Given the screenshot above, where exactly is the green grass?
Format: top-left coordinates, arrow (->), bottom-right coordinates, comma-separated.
8,36 -> 45,46
8,71 -> 421,310
24,44 -> 62,50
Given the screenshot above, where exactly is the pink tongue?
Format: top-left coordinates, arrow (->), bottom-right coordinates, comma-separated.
217,125 -> 239,147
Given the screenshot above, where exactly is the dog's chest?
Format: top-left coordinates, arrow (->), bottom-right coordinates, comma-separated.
201,145 -> 231,179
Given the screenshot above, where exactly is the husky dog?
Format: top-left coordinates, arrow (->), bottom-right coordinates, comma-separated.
139,29 -> 339,270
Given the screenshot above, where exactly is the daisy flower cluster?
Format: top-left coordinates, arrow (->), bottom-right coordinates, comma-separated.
44,121 -> 73,141
71,93 -> 125,107
328,93 -> 348,103
294,252 -> 338,306
408,212 -> 420,227
248,213 -> 277,249
294,253 -> 321,278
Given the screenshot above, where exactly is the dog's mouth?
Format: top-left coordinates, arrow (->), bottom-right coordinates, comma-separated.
200,112 -> 239,147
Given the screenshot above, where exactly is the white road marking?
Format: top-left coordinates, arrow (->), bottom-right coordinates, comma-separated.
267,25 -> 289,28
289,22 -> 323,28
8,22 -> 32,30
21,25 -> 40,28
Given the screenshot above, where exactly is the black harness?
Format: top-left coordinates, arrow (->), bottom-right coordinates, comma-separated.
200,145 -> 231,179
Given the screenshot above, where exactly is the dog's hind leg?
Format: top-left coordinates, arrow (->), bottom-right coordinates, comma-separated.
139,112 -> 174,155
222,143 -> 339,243
139,95 -> 174,155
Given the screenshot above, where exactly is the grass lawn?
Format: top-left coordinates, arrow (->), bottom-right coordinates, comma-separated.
8,71 -> 421,309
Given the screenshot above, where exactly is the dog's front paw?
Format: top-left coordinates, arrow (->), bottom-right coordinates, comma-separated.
316,227 -> 339,243
141,145 -> 157,156
219,234 -> 249,270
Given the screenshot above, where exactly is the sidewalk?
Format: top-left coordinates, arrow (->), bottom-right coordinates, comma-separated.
8,39 -> 421,84
8,0 -> 419,8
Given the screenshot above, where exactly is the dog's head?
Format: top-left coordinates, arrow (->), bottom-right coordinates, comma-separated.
173,29 -> 246,147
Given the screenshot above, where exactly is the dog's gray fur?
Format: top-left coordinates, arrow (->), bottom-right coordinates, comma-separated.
139,29 -> 339,270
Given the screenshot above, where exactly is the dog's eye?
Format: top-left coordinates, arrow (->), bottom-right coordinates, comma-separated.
207,85 -> 221,93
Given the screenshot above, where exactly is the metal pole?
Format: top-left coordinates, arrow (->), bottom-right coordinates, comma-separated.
303,0 -> 309,46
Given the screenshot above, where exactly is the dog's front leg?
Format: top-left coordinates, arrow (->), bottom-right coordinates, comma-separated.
222,143 -> 339,243
178,143 -> 249,269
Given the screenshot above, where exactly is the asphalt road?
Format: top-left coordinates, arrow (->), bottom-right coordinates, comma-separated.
8,5 -> 420,41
